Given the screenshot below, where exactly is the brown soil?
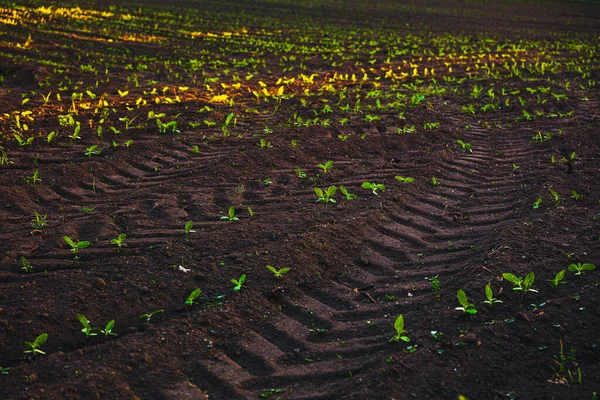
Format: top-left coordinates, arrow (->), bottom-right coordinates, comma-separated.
1,0 -> 599,399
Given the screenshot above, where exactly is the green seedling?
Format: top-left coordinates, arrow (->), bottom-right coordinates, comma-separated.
100,320 -> 116,336
63,236 -> 90,253
532,198 -> 543,209
295,168 -> 307,178
361,182 -> 385,195
184,220 -> 195,234
339,185 -> 357,200
571,190 -> 583,200
483,284 -> 503,307
110,233 -> 127,248
552,339 -> 582,385
456,289 -> 477,314
548,270 -> 566,287
248,207 -> 255,217
502,272 -> 538,293
512,164 -> 520,170
185,288 -> 201,305
568,263 -> 595,276
20,256 -> 32,273
315,186 -> 337,203
431,177 -> 440,186
389,314 -> 410,343
0,366 -> 8,375
31,210 -> 47,230
24,333 -> 48,355
84,145 -> 101,157
318,160 -> 334,173
25,170 -> 41,185
266,265 -> 290,278
0,146 -> 13,165
220,206 -> 239,221
456,139 -> 472,152
395,176 -> 414,184
425,275 -> 440,292
549,188 -> 559,202
77,314 -> 100,337
139,309 -> 164,322
231,274 -> 246,291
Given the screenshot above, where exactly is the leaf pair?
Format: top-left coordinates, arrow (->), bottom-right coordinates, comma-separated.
456,289 -> 477,314
315,186 -> 336,203
502,272 -> 538,293
361,182 -> 385,195
63,236 -> 90,253
389,314 -> 410,343
266,265 -> 290,278
231,274 -> 246,291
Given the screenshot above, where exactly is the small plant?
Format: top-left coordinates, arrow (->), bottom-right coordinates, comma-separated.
315,186 -> 337,203
266,265 -> 290,278
455,289 -> 477,314
339,185 -> 357,200
456,139 -> 472,153
31,211 -> 47,230
361,182 -> 385,195
483,284 -> 503,307
431,177 -> 440,186
551,339 -> 582,385
549,187 -> 560,202
425,275 -> 440,292
77,314 -> 99,337
184,220 -> 195,234
110,233 -> 127,249
25,170 -> 41,185
0,366 -> 8,375
220,206 -> 239,221
548,270 -> 566,287
63,236 -> 90,253
139,309 -> 164,322
231,274 -> 246,291
395,176 -> 414,184
24,333 -> 48,355
532,198 -> 543,209
295,168 -> 307,178
84,145 -> 101,157
100,320 -> 117,336
502,272 -> 538,293
20,256 -> 32,273
568,263 -> 595,276
389,314 -> 410,343
185,288 -> 201,305
571,190 -> 583,200
317,160 -> 334,173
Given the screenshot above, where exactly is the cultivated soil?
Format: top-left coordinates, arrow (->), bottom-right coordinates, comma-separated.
0,0 -> 599,399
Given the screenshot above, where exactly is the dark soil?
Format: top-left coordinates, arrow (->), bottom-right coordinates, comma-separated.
1,0 -> 599,399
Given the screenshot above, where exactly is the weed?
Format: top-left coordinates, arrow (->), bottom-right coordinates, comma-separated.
551,339 -> 582,384
389,314 -> 410,343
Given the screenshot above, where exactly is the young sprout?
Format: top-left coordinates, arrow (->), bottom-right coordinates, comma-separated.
139,309 -> 164,322
317,160 -> 334,174
548,270 -> 566,287
24,333 -> 48,355
220,206 -> 239,221
315,186 -> 337,203
110,233 -> 127,249
266,265 -> 290,278
63,236 -> 90,253
395,176 -> 414,184
100,320 -> 117,336
231,274 -> 246,291
456,139 -> 473,153
295,168 -> 307,178
502,272 -> 538,293
77,314 -> 99,337
532,198 -> 543,209
339,185 -> 357,200
549,187 -> 560,202
20,256 -> 33,273
185,288 -> 201,306
571,190 -> 583,200
431,177 -> 440,186
389,314 -> 410,343
483,284 -> 503,307
568,263 -> 595,276
455,289 -> 477,314
361,182 -> 385,195
184,221 -> 195,234
31,210 -> 47,230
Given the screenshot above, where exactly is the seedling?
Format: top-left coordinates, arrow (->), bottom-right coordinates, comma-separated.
549,187 -> 560,202
84,145 -> 101,157
220,206 -> 239,221
548,270 -> 566,287
63,236 -> 90,253
266,265 -> 290,278
395,176 -> 414,184
431,177 -> 440,186
77,314 -> 99,337
339,185 -> 357,200
361,182 -> 385,195
532,198 -> 543,209
185,288 -> 201,305
568,263 -> 595,276
24,333 -> 48,355
502,272 -> 538,293
317,160 -> 334,173
231,274 -> 246,291
425,275 -> 440,292
295,168 -> 307,178
389,314 -> 410,343
139,309 -> 164,322
110,233 -> 127,249
456,139 -> 472,153
483,284 -> 503,307
100,320 -> 116,336
20,256 -> 32,273
552,339 -> 582,385
25,170 -> 41,185
455,289 -> 477,314
31,210 -> 47,230
0,366 -> 8,375
184,220 -> 195,234
571,190 -> 583,200
315,186 -> 337,203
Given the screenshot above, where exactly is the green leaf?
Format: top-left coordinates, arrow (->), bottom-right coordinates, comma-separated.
457,289 -> 468,306
63,236 -> 75,248
77,314 -> 90,328
394,314 -> 405,334
34,333 -> 48,347
502,272 -> 521,285
186,288 -> 201,305
266,265 -> 277,274
325,185 -> 337,197
524,272 -> 535,288
581,263 -> 596,271
76,241 -> 90,249
105,320 -> 115,332
314,187 -> 324,197
485,284 -> 493,301
361,182 -> 373,190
